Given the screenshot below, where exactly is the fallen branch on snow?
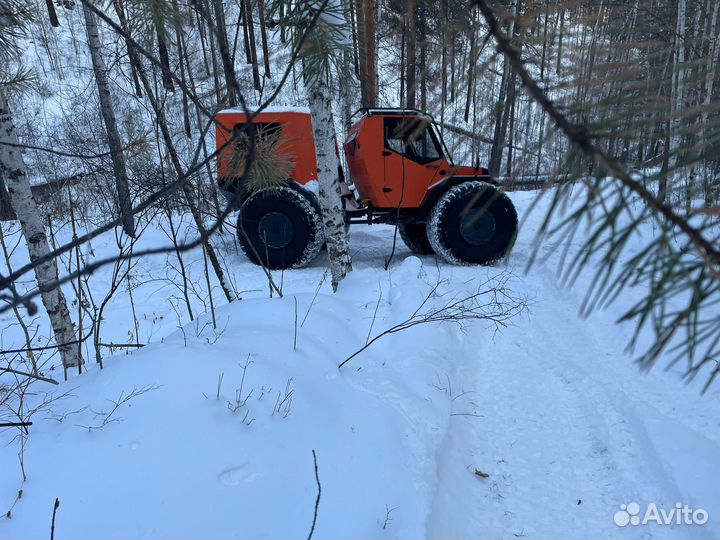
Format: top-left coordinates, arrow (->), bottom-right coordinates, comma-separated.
339,274 -> 527,369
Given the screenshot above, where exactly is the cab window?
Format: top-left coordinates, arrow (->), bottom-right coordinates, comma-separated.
384,117 -> 442,163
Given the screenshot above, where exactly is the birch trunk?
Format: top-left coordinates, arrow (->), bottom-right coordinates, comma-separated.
340,48 -> 353,132
0,90 -> 81,369
0,178 -> 15,220
82,3 -> 136,238
306,80 -> 352,291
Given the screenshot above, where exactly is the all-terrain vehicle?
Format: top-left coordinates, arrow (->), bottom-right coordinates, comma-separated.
216,106 -> 518,269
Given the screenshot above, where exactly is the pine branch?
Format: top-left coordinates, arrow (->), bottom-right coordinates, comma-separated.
474,0 -> 720,276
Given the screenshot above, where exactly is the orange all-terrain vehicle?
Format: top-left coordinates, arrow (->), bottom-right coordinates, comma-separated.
216,107 -> 518,269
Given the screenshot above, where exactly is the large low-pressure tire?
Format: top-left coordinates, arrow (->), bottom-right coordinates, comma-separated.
237,186 -> 324,269
427,181 -> 518,265
398,221 -> 435,255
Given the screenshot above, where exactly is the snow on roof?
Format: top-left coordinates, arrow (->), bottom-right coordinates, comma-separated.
218,106 -> 311,115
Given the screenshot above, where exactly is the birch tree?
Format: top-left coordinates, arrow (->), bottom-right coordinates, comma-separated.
272,0 -> 353,290
307,77 -> 352,290
82,3 -> 136,237
0,90 -> 81,369
0,2 -> 81,369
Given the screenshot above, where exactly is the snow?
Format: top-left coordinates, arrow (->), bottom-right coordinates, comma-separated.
218,106 -> 312,115
2,190 -> 720,539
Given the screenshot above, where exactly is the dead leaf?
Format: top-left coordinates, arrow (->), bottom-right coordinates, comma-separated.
474,468 -> 490,478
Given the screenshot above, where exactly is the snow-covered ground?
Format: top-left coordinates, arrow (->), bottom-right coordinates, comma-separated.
1,190 -> 719,539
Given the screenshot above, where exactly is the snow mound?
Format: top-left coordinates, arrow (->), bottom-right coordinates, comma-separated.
1,273 -> 471,538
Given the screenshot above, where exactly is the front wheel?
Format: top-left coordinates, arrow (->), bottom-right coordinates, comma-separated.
427,181 -> 518,265
398,221 -> 435,255
237,186 -> 324,269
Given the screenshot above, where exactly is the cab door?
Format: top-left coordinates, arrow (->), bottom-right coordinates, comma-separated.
382,116 -> 446,208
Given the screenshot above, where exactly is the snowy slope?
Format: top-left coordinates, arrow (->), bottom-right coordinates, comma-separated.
2,191 -> 720,539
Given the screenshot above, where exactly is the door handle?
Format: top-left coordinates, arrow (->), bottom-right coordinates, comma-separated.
382,151 -> 392,157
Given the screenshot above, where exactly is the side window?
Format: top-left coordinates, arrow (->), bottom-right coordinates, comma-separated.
384,117 -> 442,163
225,122 -> 286,180
233,122 -> 282,146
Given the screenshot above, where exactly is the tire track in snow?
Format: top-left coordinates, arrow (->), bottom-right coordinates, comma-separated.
426,271 -> 715,538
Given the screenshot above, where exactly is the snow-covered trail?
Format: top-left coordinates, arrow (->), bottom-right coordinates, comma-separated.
425,254 -> 720,539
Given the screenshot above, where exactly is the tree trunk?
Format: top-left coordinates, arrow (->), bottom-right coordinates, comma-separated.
489,0 -> 520,177
110,0 -> 142,97
257,0 -> 272,78
0,178 -> 15,221
700,0 -> 719,201
82,3 -> 136,238
176,23 -> 192,138
419,31 -> 427,111
305,77 -> 352,291
669,0 -> 687,181
366,0 -> 378,105
213,0 -> 237,105
157,31 -> 175,92
44,0 -> 60,27
556,9 -> 564,76
340,51 -> 354,132
242,0 -> 262,91
355,0 -> 378,107
241,1 -> 253,63
464,16 -> 477,122
0,90 -> 81,369
404,0 -> 417,108
355,0 -> 368,104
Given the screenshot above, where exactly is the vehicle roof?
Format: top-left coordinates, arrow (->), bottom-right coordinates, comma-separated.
217,106 -> 311,115
352,107 -> 435,121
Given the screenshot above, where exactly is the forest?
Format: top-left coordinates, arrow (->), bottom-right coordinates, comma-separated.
1,0 -> 719,538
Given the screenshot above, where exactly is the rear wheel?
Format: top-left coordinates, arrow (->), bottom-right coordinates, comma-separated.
237,186 -> 324,269
398,221 -> 434,255
427,181 -> 518,265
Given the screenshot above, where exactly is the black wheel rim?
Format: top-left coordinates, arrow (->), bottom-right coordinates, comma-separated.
460,208 -> 497,246
257,211 -> 294,249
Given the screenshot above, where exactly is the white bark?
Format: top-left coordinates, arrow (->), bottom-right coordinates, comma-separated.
82,3 -> 135,238
306,79 -> 352,291
0,89 -> 81,368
